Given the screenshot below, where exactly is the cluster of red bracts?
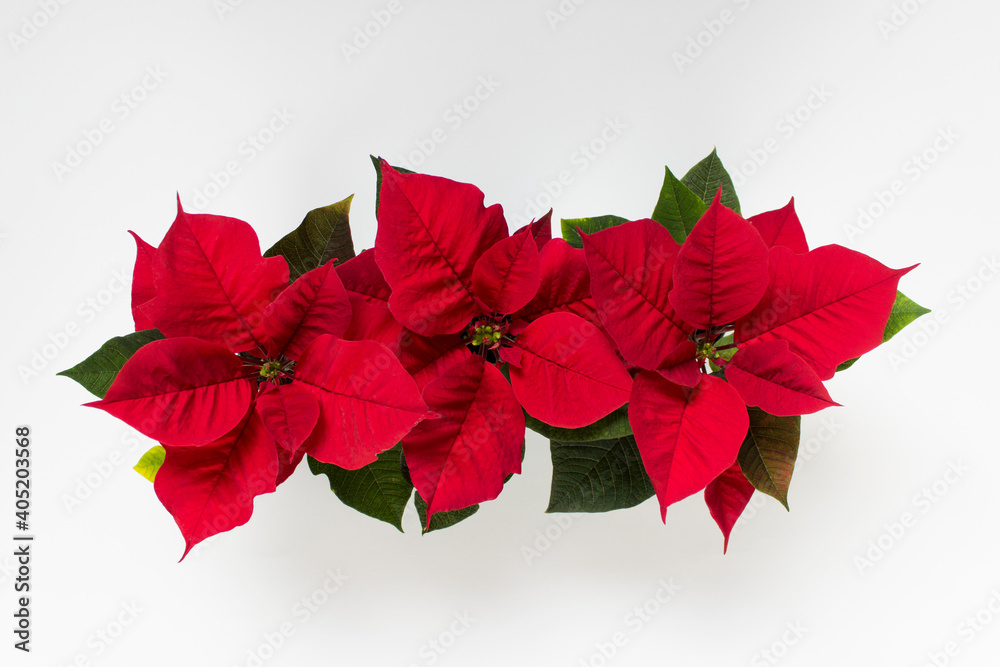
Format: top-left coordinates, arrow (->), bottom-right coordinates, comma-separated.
88,161 -> 913,556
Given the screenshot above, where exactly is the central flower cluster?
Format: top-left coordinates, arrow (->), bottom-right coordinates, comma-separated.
467,319 -> 506,349
258,359 -> 285,382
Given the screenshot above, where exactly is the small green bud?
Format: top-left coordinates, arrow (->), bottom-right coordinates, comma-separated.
260,360 -> 283,380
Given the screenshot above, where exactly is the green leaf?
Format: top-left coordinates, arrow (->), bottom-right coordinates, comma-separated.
308,446 -> 413,531
264,195 -> 356,282
546,436 -> 654,513
737,407 -> 800,510
681,148 -> 741,215
414,492 -> 479,534
560,215 -> 629,249
133,446 -> 166,483
651,165 -> 708,243
58,329 -> 165,398
837,291 -> 931,371
525,406 -> 632,442
708,333 -> 737,372
371,156 -> 415,218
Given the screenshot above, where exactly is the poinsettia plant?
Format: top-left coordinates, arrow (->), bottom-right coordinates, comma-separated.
61,150 -> 927,558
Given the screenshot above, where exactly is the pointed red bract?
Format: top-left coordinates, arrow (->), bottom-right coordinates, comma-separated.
128,231 -> 157,331
263,260 -> 352,360
515,239 -> 598,324
375,162 -> 508,335
275,448 -> 305,487
510,312 -> 632,428
295,335 -> 429,469
749,198 -> 809,254
727,339 -> 839,416
736,245 -> 917,380
471,231 -> 541,315
514,210 -> 553,251
87,337 -> 253,447
704,462 -> 755,553
336,249 -> 391,305
401,356 -> 524,525
142,202 -> 289,352
582,219 -> 692,369
255,383 -> 321,454
669,191 -> 770,329
155,407 -> 279,559
629,372 -> 749,520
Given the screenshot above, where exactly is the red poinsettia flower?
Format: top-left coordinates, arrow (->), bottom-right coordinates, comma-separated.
582,192 -> 915,543
374,162 -> 633,524
93,202 -> 429,556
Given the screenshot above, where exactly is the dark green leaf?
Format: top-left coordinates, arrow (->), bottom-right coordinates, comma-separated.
837,291 -> 931,371
414,492 -> 479,534
681,148 -> 740,214
560,215 -> 629,249
737,407 -> 800,509
651,165 -> 708,243
58,329 -> 165,398
264,195 -> 356,282
525,406 -> 632,442
308,446 -> 413,531
546,436 -> 654,513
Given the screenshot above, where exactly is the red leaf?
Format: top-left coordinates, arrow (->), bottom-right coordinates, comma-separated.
704,462 -> 755,553
276,447 -> 305,487
397,332 -> 472,393
342,296 -> 405,353
669,191 -> 770,329
142,201 -> 289,352
255,382 -> 320,454
514,210 -> 552,251
472,231 -> 541,315
498,345 -> 524,368
510,312 -> 632,428
155,407 -> 279,559
629,372 -> 749,520
375,162 -> 507,335
749,198 -> 809,254
336,249 -> 391,305
515,239 -> 598,324
727,339 -> 839,416
736,245 -> 917,380
296,335 -> 429,469
86,337 -> 253,447
401,356 -> 523,525
128,230 -> 157,331
263,260 -> 352,360
655,341 -> 701,388
582,219 -> 693,370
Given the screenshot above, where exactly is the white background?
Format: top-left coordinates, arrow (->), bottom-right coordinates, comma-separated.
2,1 -> 998,665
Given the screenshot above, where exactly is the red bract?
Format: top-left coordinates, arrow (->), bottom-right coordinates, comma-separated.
375,162 -> 630,523
736,245 -> 916,381
668,192 -> 770,329
128,230 -> 157,330
91,202 -> 429,556
584,192 -> 914,542
402,356 -> 524,522
704,461 -> 756,554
